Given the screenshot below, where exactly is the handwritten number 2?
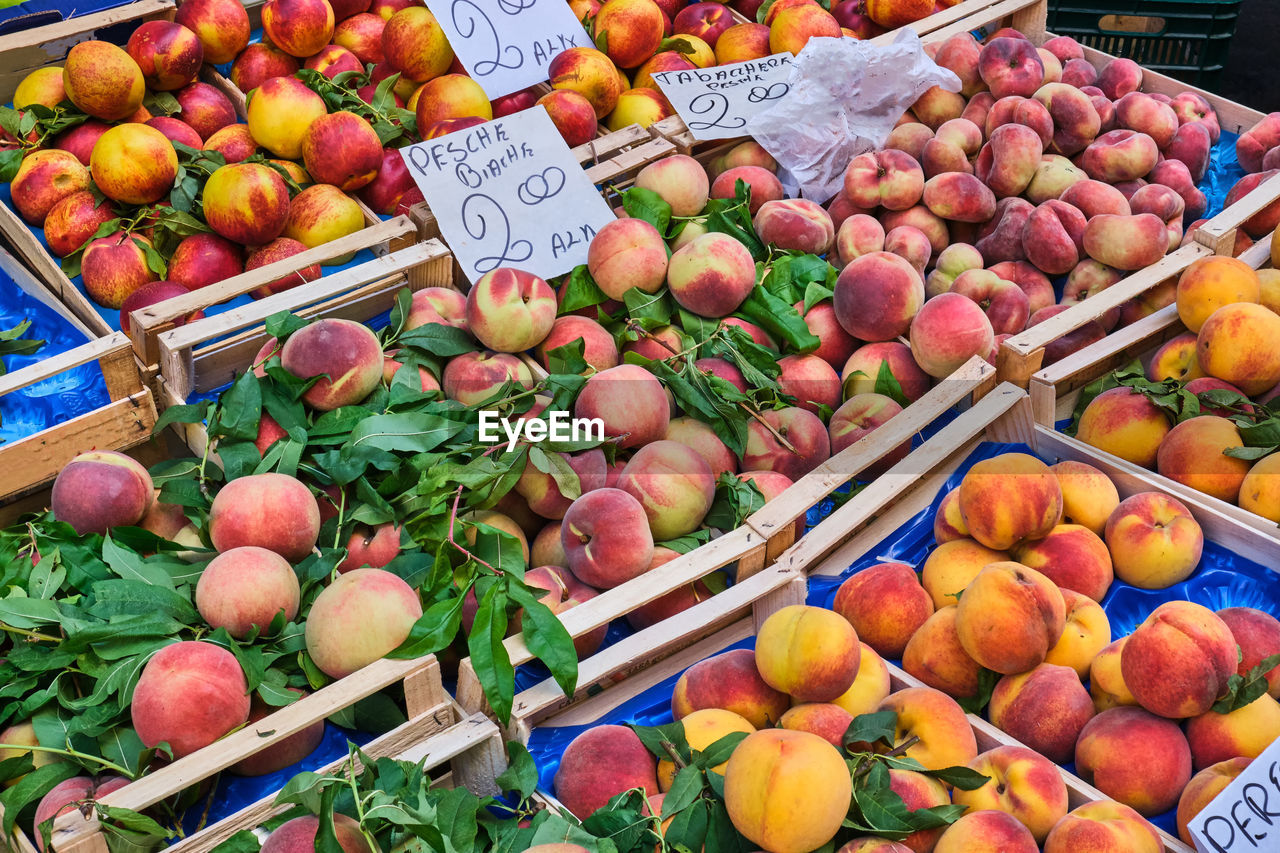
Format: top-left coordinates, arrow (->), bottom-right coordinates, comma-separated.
686,93 -> 746,132
451,0 -> 523,75
462,193 -> 533,274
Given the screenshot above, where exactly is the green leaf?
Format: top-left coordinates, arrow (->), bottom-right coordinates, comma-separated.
630,721 -> 690,763
661,764 -> 705,819
736,288 -> 819,354
398,323 -> 477,358
559,265 -> 610,314
0,149 -> 24,184
1213,652 -> 1280,714
274,771 -> 327,814
495,741 -> 539,800
544,338 -> 590,376
956,667 -> 1000,716
923,764 -> 992,791
389,594 -> 464,659
467,583 -> 515,724
693,731 -> 748,769
509,581 -> 578,701
621,187 -> 673,236
348,412 -> 463,454
843,710 -> 898,749
874,359 -> 910,408
208,831 -> 261,853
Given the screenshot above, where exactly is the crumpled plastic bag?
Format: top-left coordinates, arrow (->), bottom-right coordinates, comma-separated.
746,31 -> 962,203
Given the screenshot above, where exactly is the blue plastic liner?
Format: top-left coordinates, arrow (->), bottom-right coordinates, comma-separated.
0,0 -> 134,33
530,439 -> 1279,838
0,253 -> 108,445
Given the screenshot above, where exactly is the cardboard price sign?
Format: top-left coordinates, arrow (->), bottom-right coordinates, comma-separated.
1189,735 -> 1280,852
402,107 -> 615,285
652,53 -> 794,141
425,0 -> 591,98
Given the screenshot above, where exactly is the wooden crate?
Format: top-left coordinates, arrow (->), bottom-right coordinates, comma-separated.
0,0 -> 411,353
41,657 -> 488,853
0,331 -> 157,510
1022,230 -> 1280,540
512,557 -> 1193,852
454,357 -> 997,716
1193,171 -> 1280,257
153,239 -> 454,454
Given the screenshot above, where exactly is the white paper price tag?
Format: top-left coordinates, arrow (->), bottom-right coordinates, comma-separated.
424,0 -> 591,98
1189,736 -> 1280,852
402,107 -> 616,285
652,53 -> 794,142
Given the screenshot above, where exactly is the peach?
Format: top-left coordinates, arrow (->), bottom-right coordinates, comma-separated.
381,7 -> 453,83
834,252 -> 923,342
790,301 -> 854,372
884,769 -> 950,853
777,354 -> 841,415
754,199 -> 835,254
1076,706 -> 1192,816
1044,801 -> 1163,853
1045,588 -> 1111,677
1076,387 -> 1171,468
262,0 -> 335,57
281,318 -> 383,411
989,261 -> 1054,314
338,523 -> 402,572
925,242 -> 983,297
407,287 -> 468,331
1080,129 -> 1160,183
1129,183 -> 1186,250
834,214 -> 886,267
1096,57 -> 1142,100
989,662 -> 1094,762
196,546 -> 300,638
1153,160 -> 1209,222
975,123 -> 1044,200
90,123 -> 178,206
933,490 -> 968,543
902,606 -> 984,699
633,154 -> 709,218
283,183 -> 366,255
61,41 -> 144,121
884,122 -> 934,161
911,86 -> 966,131
828,643 -> 892,718
202,162 -> 291,247
878,686 -> 978,770
755,604 -> 860,702
1089,637 -> 1137,712
301,111 -> 382,192
229,690 -> 324,776
535,316 -> 619,373
978,36 -> 1044,99
334,13 -> 386,64
1197,302 -> 1280,396
723,729 -> 851,853
131,641 -> 250,758
953,269 -> 1030,335
673,2 -> 733,46
551,725 -> 659,820
592,0 -> 665,68
922,173 -> 997,224
549,47 -> 622,119
203,123 -> 258,164
1081,211 -> 1168,271
711,165 -> 784,213
462,267 -> 556,353
574,364 -> 669,448
695,357 -> 747,392
714,22 -> 771,64
1147,332 -> 1205,382
987,95 -> 1054,148
1115,91 -> 1178,148
618,440 -> 715,539
957,452 -> 1062,551
633,50 -> 696,91
658,707 -> 754,788
936,811 -> 1038,853
50,451 -> 153,536
828,393 -> 909,475
10,149 -> 89,226
833,562 -> 933,659
246,77 -> 328,161
955,561 -> 1065,674
51,120 -> 109,166
1155,416 -> 1251,503
175,80 -> 237,141
173,0 -> 249,64
304,44 -> 363,79
1223,169 -> 1280,239
1104,491 -> 1204,589
33,778 -> 132,851
127,21 -> 203,91
261,814 -> 373,853
244,238 -> 321,299
414,74 -> 493,127
741,406 -> 830,481
1122,601 -> 1238,718
1026,154 -> 1088,203
229,42 -> 300,92
0,721 -> 56,788
1186,692 -> 1280,770
1218,607 -> 1280,697
1237,112 -> 1280,172
952,746 -> 1069,842
305,568 -> 421,678
664,418 -> 735,482
672,647 -> 790,728
588,218 -> 669,300
1177,757 -> 1251,844
882,204 -> 950,256
666,232 -> 756,318
933,32 -> 984,96
1061,57 -> 1098,89
1165,121 -> 1213,183
562,487 -> 654,587
608,87 -> 675,130
513,447 -> 607,521
1011,523 -> 1113,601
907,291 -> 994,379
779,703 -> 851,747
843,149 -> 925,211
12,66 -> 65,111
80,232 -> 159,309
207,474 -> 319,564
839,342 -> 930,404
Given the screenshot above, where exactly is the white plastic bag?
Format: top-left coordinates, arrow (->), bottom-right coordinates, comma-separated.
746,31 -> 962,203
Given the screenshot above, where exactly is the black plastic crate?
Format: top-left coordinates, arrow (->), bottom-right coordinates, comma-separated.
1047,0 -> 1242,87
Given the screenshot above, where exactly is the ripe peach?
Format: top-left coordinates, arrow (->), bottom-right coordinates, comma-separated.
1218,607 -> 1280,697
51,120 -> 109,166
1012,523 -> 1112,601
1156,416 -> 1251,503
407,287 -> 468,331
1197,302 -> 1280,396
830,643 -> 891,717
834,252 -> 924,343
885,769 -> 951,853
334,13 -> 386,64
12,66 -> 65,110
618,440 -> 715,539
877,686 -> 978,770
175,81 -> 237,141
534,315 -> 619,373
81,232 -> 160,309
1176,255 -> 1261,333
196,546 -> 301,638
755,605 -> 860,702
776,353 -> 841,416
1122,600 -> 1238,718
414,74 -> 493,127
865,0 -> 931,28
1045,588 -> 1111,677
955,561 -> 1066,674
562,487 -> 654,587
919,538 -> 1008,609
203,163 -> 291,247
990,663 -> 1094,762
281,318 -> 383,411
936,811 -> 1038,853
263,0 -> 335,57
658,707 -> 753,789
304,44 -> 362,79
779,703 -> 851,747
574,363 -> 669,448
131,641 -> 250,758
305,568 -> 422,678
834,563 -> 932,659
754,198 -> 835,254
62,41 -> 144,121
665,418 -> 735,481
463,267 -> 556,353
933,490 -> 968,544
1186,692 -> 1280,770
1075,706 -> 1192,816
127,21 -> 203,91
90,123 -> 178,206
338,523 -> 403,572
843,149 -> 925,211
244,238 -> 320,298
588,218 -> 669,300
1176,757 -> 1251,844
710,165 -> 784,213
283,184 -> 367,254
51,451 -> 153,535
260,815 -> 373,853
976,196 -> 1035,262
840,342 -> 931,403
667,232 -> 756,318
208,472 -> 320,562
828,393 -> 909,475
1104,491 -> 1203,589
246,77 -> 327,161
1237,112 -> 1280,172
769,5 -> 840,56
381,6 -> 454,82
978,36 -> 1045,99
633,154 -> 709,218
549,47 -> 622,119
10,149 -> 89,226
952,746 -> 1069,842
203,123 -> 258,163
902,606 -> 984,699
43,192 -> 117,259
714,22 -> 770,64
175,0 -> 251,64
593,0 -> 665,69
301,112 -> 382,192
950,268 -> 1030,335
957,452 -> 1062,551
1223,169 -> 1280,239
1076,386 -> 1171,468
1043,801 -> 1163,853
741,406 -> 831,481
672,647 -> 790,728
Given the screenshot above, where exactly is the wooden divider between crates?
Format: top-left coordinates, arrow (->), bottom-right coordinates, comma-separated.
0,332 -> 156,504
454,356 -> 996,717
47,656 -> 460,853
1194,171 -> 1280,257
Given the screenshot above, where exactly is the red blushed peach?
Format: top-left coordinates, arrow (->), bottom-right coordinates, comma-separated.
619,440 -> 715,540
882,769 -> 951,853
1218,607 -> 1280,698
174,0 -> 249,64
62,41 -> 144,121
933,32 -> 983,96
632,50 -> 695,90
1012,523 -> 1113,601
535,316 -> 619,373
381,6 -> 453,83
305,568 -> 422,678
840,342 -> 931,403
42,191 -> 115,258
202,123 -> 258,164
1044,588 -> 1111,678
828,393 -> 909,475
229,689 -> 324,777
673,647 -> 790,728
245,238 -> 320,299
283,184 -> 368,256
925,242 -> 983,298
406,287 -> 467,332
229,42 -> 300,92
1223,169 -> 1280,239
51,451 -> 153,535
261,815 -> 373,853
81,232 -> 160,309
537,90 -> 599,147
911,85 -> 966,131
978,36 -> 1045,99
202,163 -> 291,247
665,418 -> 735,482
1104,491 -> 1203,589
756,605 -> 861,703
878,686 -> 978,771
1186,693 -> 1280,771
415,74 -> 493,128
196,546 -> 301,639
634,154 -> 709,218
514,448 -> 606,520
246,77 -> 328,161
554,726 -> 659,821
666,232 -> 756,318
549,47 -> 622,119
1044,802 -> 1163,853
1075,706 -> 1191,816
986,95 -> 1054,148
592,0 -> 665,69
1147,332 -> 1205,382
793,300 -> 855,371
975,123 -> 1044,199
842,149 -> 925,211
588,217 -> 668,300
955,561 -> 1066,674
673,2 -> 733,46
720,318 -> 776,350
754,199 -> 835,254
833,562 -> 933,659
776,354 -> 841,416
131,641 -> 250,758
989,663 -> 1095,763
338,523 -> 404,572
208,473 -> 320,562
1122,601 -> 1238,719
711,165 -> 784,214
305,44 -> 363,79
1089,636 -> 1137,712
769,5 -> 841,56
884,122 -> 934,161
262,0 -> 335,57
10,149 -> 89,226
923,172 -> 998,223
834,214 -> 886,267
882,204 -> 950,256
334,12 -> 386,64
991,261 -> 1056,315
1197,302 -> 1280,396
952,746 -> 1069,843
1022,199 -> 1088,276
562,487 -> 654,587
933,490 -> 968,543
908,291 -> 994,378
834,252 -> 924,342
357,148 -> 416,215
936,811 -> 1038,853
1237,112 -> 1280,172
52,120 -> 109,166
902,606 -> 984,699
1026,154 -> 1087,203
127,21 -> 203,91
574,363 -> 670,448
464,267 -> 556,353
34,778 -> 131,852
1156,415 -> 1252,503
531,525 -> 568,569
13,67 -> 65,110
281,319 -> 384,411
950,269 -> 1030,335
741,406 -> 831,481
976,197 -> 1034,263
1076,386 -> 1171,469
301,112 -> 382,192
175,81 -> 236,142
1177,757 -> 1251,844
780,703 -> 853,747
714,22 -> 771,64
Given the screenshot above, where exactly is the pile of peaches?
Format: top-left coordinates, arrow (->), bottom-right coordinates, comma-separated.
1075,241 -> 1280,524
547,451 -> 1280,852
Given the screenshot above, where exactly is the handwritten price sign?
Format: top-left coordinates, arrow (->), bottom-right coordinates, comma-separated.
402,107 -> 616,285
652,53 -> 794,141
425,0 -> 590,98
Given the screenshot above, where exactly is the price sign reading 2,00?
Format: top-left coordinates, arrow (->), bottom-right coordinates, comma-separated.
449,0 -> 534,77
